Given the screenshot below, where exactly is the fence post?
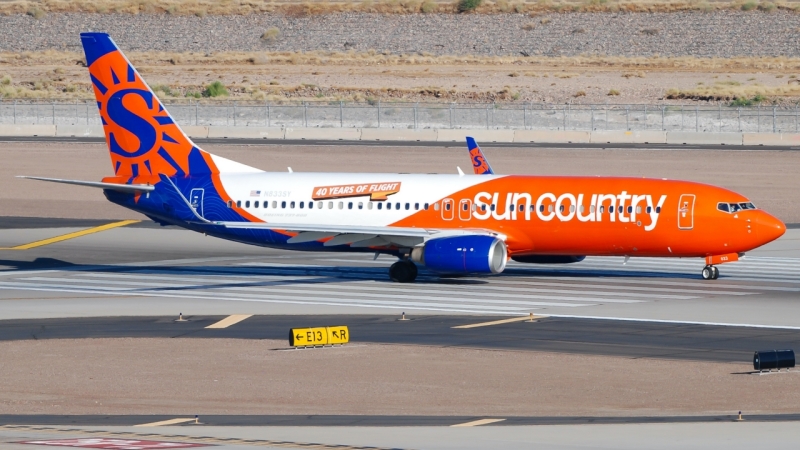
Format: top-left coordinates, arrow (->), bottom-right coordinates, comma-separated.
773,106 -> 777,133
738,107 -> 741,131
563,105 -> 566,130
195,101 -> 198,125
52,102 -> 55,125
625,106 -> 629,131
340,101 -> 343,128
796,104 -> 798,132
757,106 -> 760,133
75,100 -> 78,125
718,103 -> 721,132
485,105 -> 489,129
377,100 -> 381,128
414,103 -> 418,129
680,105 -> 683,130
661,106 -> 665,130
643,105 -> 647,130
86,101 -> 89,125
13,100 -> 16,124
304,102 -> 308,127
695,105 -> 698,132
233,101 -> 237,126
590,105 -> 593,131
267,103 -> 271,127
450,103 -> 453,128
605,106 -> 608,130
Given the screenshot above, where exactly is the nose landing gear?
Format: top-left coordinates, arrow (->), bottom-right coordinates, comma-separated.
701,265 -> 719,280
389,260 -> 418,283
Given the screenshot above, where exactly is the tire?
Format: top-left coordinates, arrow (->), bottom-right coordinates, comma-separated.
702,266 -> 713,280
390,261 -> 417,283
711,266 -> 720,280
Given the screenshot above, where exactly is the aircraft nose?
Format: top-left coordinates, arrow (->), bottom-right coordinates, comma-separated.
756,211 -> 785,244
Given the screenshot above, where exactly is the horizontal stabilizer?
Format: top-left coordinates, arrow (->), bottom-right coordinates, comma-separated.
18,176 -> 155,193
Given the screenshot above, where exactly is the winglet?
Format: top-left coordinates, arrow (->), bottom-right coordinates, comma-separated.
466,137 -> 494,175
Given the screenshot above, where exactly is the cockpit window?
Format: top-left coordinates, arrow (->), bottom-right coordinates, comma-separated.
718,201 -> 756,213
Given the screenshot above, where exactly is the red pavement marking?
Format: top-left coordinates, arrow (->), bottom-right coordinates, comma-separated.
18,438 -> 209,449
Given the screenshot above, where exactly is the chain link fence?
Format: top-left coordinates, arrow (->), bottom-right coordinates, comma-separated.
2,100 -> 800,133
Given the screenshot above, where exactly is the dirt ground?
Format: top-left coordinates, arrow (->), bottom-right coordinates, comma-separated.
0,338 -> 796,416
3,142 -> 799,223
3,57 -> 800,103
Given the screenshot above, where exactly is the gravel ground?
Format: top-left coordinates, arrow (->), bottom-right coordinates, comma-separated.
0,11 -> 799,57
0,338 -> 797,416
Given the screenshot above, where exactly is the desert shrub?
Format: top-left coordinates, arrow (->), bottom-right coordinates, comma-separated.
758,2 -> 775,11
203,81 -> 228,97
458,0 -> 482,12
607,89 -> 620,96
1,75 -> 11,86
261,27 -> 281,43
741,1 -> 757,10
27,7 -> 46,19
522,23 -> 536,30
574,90 -> 586,97
421,0 -> 437,12
640,28 -> 659,35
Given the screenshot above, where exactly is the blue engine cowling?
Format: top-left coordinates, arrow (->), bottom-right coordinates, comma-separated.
413,235 -> 507,274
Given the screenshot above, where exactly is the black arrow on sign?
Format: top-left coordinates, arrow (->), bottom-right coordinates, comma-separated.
295,334 -> 303,340
332,331 -> 339,338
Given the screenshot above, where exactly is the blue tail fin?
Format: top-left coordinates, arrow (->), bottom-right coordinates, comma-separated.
466,137 -> 494,175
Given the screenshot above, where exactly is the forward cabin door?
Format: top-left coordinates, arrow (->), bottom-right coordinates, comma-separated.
678,194 -> 695,230
459,199 -> 472,221
441,198 -> 454,221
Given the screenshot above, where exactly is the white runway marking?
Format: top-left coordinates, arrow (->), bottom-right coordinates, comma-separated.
3,255 -> 799,317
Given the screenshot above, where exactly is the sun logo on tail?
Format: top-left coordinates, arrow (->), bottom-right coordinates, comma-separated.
88,50 -> 193,180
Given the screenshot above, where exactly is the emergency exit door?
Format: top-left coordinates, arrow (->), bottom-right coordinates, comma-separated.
678,194 -> 695,230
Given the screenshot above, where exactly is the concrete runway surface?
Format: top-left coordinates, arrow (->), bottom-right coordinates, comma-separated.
2,139 -> 800,449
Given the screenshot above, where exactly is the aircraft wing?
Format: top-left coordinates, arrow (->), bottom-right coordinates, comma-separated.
18,176 -> 155,193
218,221 -> 503,248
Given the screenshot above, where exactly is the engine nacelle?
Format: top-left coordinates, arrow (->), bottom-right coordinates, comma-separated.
511,255 -> 586,264
411,235 -> 507,274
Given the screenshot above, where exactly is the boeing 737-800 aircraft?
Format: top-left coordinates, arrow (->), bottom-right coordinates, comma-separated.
21,33 -> 786,282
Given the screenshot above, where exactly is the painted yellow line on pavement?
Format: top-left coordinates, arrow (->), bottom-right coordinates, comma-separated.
134,418 -> 196,427
0,220 -> 140,250
451,418 -> 506,427
206,314 -> 254,329
452,315 -> 541,329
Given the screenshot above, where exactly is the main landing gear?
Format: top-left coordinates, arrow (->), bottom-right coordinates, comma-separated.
389,260 -> 418,283
702,265 -> 720,280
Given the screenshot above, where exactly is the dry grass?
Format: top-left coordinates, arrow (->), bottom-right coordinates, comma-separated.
0,0 -> 799,16
666,82 -> 800,101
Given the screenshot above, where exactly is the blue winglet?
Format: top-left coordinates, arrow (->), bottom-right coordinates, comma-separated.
466,137 -> 494,175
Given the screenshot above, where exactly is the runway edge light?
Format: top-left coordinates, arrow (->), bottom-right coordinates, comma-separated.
289,326 -> 350,347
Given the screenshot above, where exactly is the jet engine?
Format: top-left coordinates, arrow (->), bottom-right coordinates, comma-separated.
411,235 -> 507,274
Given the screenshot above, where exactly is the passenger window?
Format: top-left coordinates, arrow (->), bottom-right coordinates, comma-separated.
405,203 -> 410,210
482,205 -> 487,212
579,205 -> 584,213
368,203 -> 373,210
254,201 -> 259,208
415,203 -> 419,210
328,201 -> 333,209
656,206 -> 661,213
245,201 -> 250,208
463,203 -> 469,211
519,204 -> 524,212
227,200 -> 233,208
548,205 -> 553,213
434,203 -> 440,211
395,202 -> 400,210
490,204 -> 496,212
570,205 -> 575,213
317,201 -> 323,209
281,201 -> 286,208
348,202 -> 353,209
272,201 -> 277,208
338,202 -> 343,209
627,206 -> 632,214
290,201 -> 295,209
358,202 -> 363,210
646,206 -> 651,213
530,205 -> 535,212
299,201 -> 304,209
236,200 -> 241,208
636,206 -> 641,214
387,203 -> 392,210
599,206 -> 605,213
609,206 -> 614,213
591,205 -> 595,213
473,204 -> 478,211
539,205 -> 544,213
378,203 -> 383,210
424,203 -> 429,210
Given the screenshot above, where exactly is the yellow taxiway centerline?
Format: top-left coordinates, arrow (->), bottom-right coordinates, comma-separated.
451,315 -> 541,329
451,418 -> 506,427
0,220 -> 140,250
134,418 -> 196,427
205,314 -> 254,329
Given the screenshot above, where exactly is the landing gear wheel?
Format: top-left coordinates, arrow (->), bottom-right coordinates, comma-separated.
389,260 -> 418,283
702,265 -> 718,280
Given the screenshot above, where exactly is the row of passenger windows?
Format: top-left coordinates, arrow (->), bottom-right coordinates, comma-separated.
717,202 -> 756,213
230,200 -> 432,211
229,199 -> 660,214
